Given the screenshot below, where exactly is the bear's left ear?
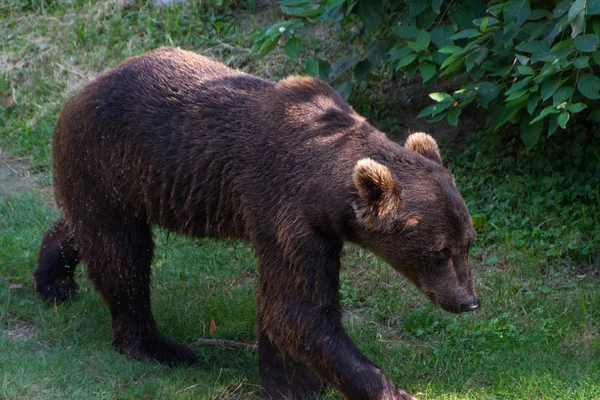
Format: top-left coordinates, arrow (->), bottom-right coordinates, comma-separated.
405,132 -> 442,165
353,158 -> 402,230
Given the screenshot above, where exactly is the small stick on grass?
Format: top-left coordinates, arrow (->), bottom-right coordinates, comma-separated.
191,338 -> 258,353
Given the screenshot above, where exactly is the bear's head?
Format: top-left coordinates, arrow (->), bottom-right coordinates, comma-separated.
352,132 -> 479,314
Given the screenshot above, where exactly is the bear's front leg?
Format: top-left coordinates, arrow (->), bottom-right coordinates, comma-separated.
258,319 -> 326,399
256,242 -> 416,400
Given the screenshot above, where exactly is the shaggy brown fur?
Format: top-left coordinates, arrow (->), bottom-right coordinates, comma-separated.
34,47 -> 478,400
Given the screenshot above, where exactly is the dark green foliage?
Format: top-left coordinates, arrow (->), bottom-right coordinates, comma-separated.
252,0 -> 600,148
450,126 -> 600,261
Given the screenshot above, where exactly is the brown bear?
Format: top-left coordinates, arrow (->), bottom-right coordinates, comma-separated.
34,47 -> 479,400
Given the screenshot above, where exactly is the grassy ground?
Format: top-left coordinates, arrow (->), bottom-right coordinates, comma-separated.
1,1 -> 599,399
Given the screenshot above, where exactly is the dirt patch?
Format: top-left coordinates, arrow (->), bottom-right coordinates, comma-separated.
0,153 -> 38,195
561,325 -> 600,356
3,318 -> 38,342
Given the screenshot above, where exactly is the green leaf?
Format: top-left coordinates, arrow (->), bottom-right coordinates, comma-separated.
367,40 -> 392,66
504,0 -> 531,27
553,0 -> 571,18
409,30 -> 431,52
577,74 -> 600,99
305,58 -> 330,79
335,81 -> 354,101
429,92 -> 454,103
550,39 -> 573,52
432,51 -> 448,66
404,61 -> 419,79
279,0 -> 309,5
479,16 -> 489,32
475,82 -> 501,108
516,65 -> 534,75
284,37 -> 302,59
531,105 -> 560,124
516,40 -> 549,54
541,75 -> 561,100
281,4 -> 320,17
574,34 -> 599,52
392,25 -> 419,38
450,29 -> 479,40
552,86 -> 573,107
515,54 -> 530,65
409,0 -> 428,17
354,60 -> 372,81
589,0 -> 600,15
505,89 -> 528,102
432,0 -> 444,14
568,0 -> 585,21
465,51 -> 477,72
557,111 -> 570,129
446,108 -> 462,126
264,21 -> 294,36
593,51 -> 600,65
248,38 -> 265,55
506,77 -> 533,95
573,56 -> 590,69
429,112 -> 448,123
488,3 -> 505,17
258,36 -> 279,59
570,10 -> 585,38
357,0 -> 382,33
305,58 -> 319,77
473,17 -> 500,31
528,9 -> 550,20
568,103 -> 588,113
417,102 -> 452,118
330,56 -> 358,82
507,92 -> 530,108
440,50 -> 466,69
420,63 -> 436,83
388,45 -> 412,62
491,104 -> 524,130
548,114 -> 559,136
439,57 -> 464,77
396,54 -> 418,69
527,92 -> 540,114
438,45 -> 463,54
431,26 -> 455,47
520,115 -> 543,150
326,0 -> 345,6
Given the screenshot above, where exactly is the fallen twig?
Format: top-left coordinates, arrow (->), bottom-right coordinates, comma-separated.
4,162 -> 21,176
191,338 -> 258,353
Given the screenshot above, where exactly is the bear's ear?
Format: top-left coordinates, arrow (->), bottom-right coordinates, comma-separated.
353,158 -> 402,230
405,132 -> 442,165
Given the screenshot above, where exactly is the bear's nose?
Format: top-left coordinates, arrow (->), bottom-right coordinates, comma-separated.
460,298 -> 480,312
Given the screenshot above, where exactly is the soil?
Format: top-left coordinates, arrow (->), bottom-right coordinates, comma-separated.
0,152 -> 38,195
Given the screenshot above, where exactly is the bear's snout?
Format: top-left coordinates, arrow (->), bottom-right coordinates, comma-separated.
459,298 -> 480,312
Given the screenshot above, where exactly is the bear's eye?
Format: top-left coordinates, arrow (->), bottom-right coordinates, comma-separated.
439,248 -> 452,260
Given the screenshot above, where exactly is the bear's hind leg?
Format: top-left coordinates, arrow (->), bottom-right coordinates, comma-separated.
34,218 -> 80,304
258,321 -> 325,399
80,213 -> 196,366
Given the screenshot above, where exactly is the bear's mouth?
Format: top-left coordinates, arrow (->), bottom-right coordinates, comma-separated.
423,290 -> 438,305
423,290 -> 463,314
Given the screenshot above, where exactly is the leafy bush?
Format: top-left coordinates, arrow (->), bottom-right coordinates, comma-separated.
251,0 -> 600,149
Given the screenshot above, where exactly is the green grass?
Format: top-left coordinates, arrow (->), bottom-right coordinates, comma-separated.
1,1 -> 600,399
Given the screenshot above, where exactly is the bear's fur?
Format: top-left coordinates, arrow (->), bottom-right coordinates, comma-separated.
35,47 -> 478,400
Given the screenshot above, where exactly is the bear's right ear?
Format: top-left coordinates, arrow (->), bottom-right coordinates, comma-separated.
353,158 -> 402,230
